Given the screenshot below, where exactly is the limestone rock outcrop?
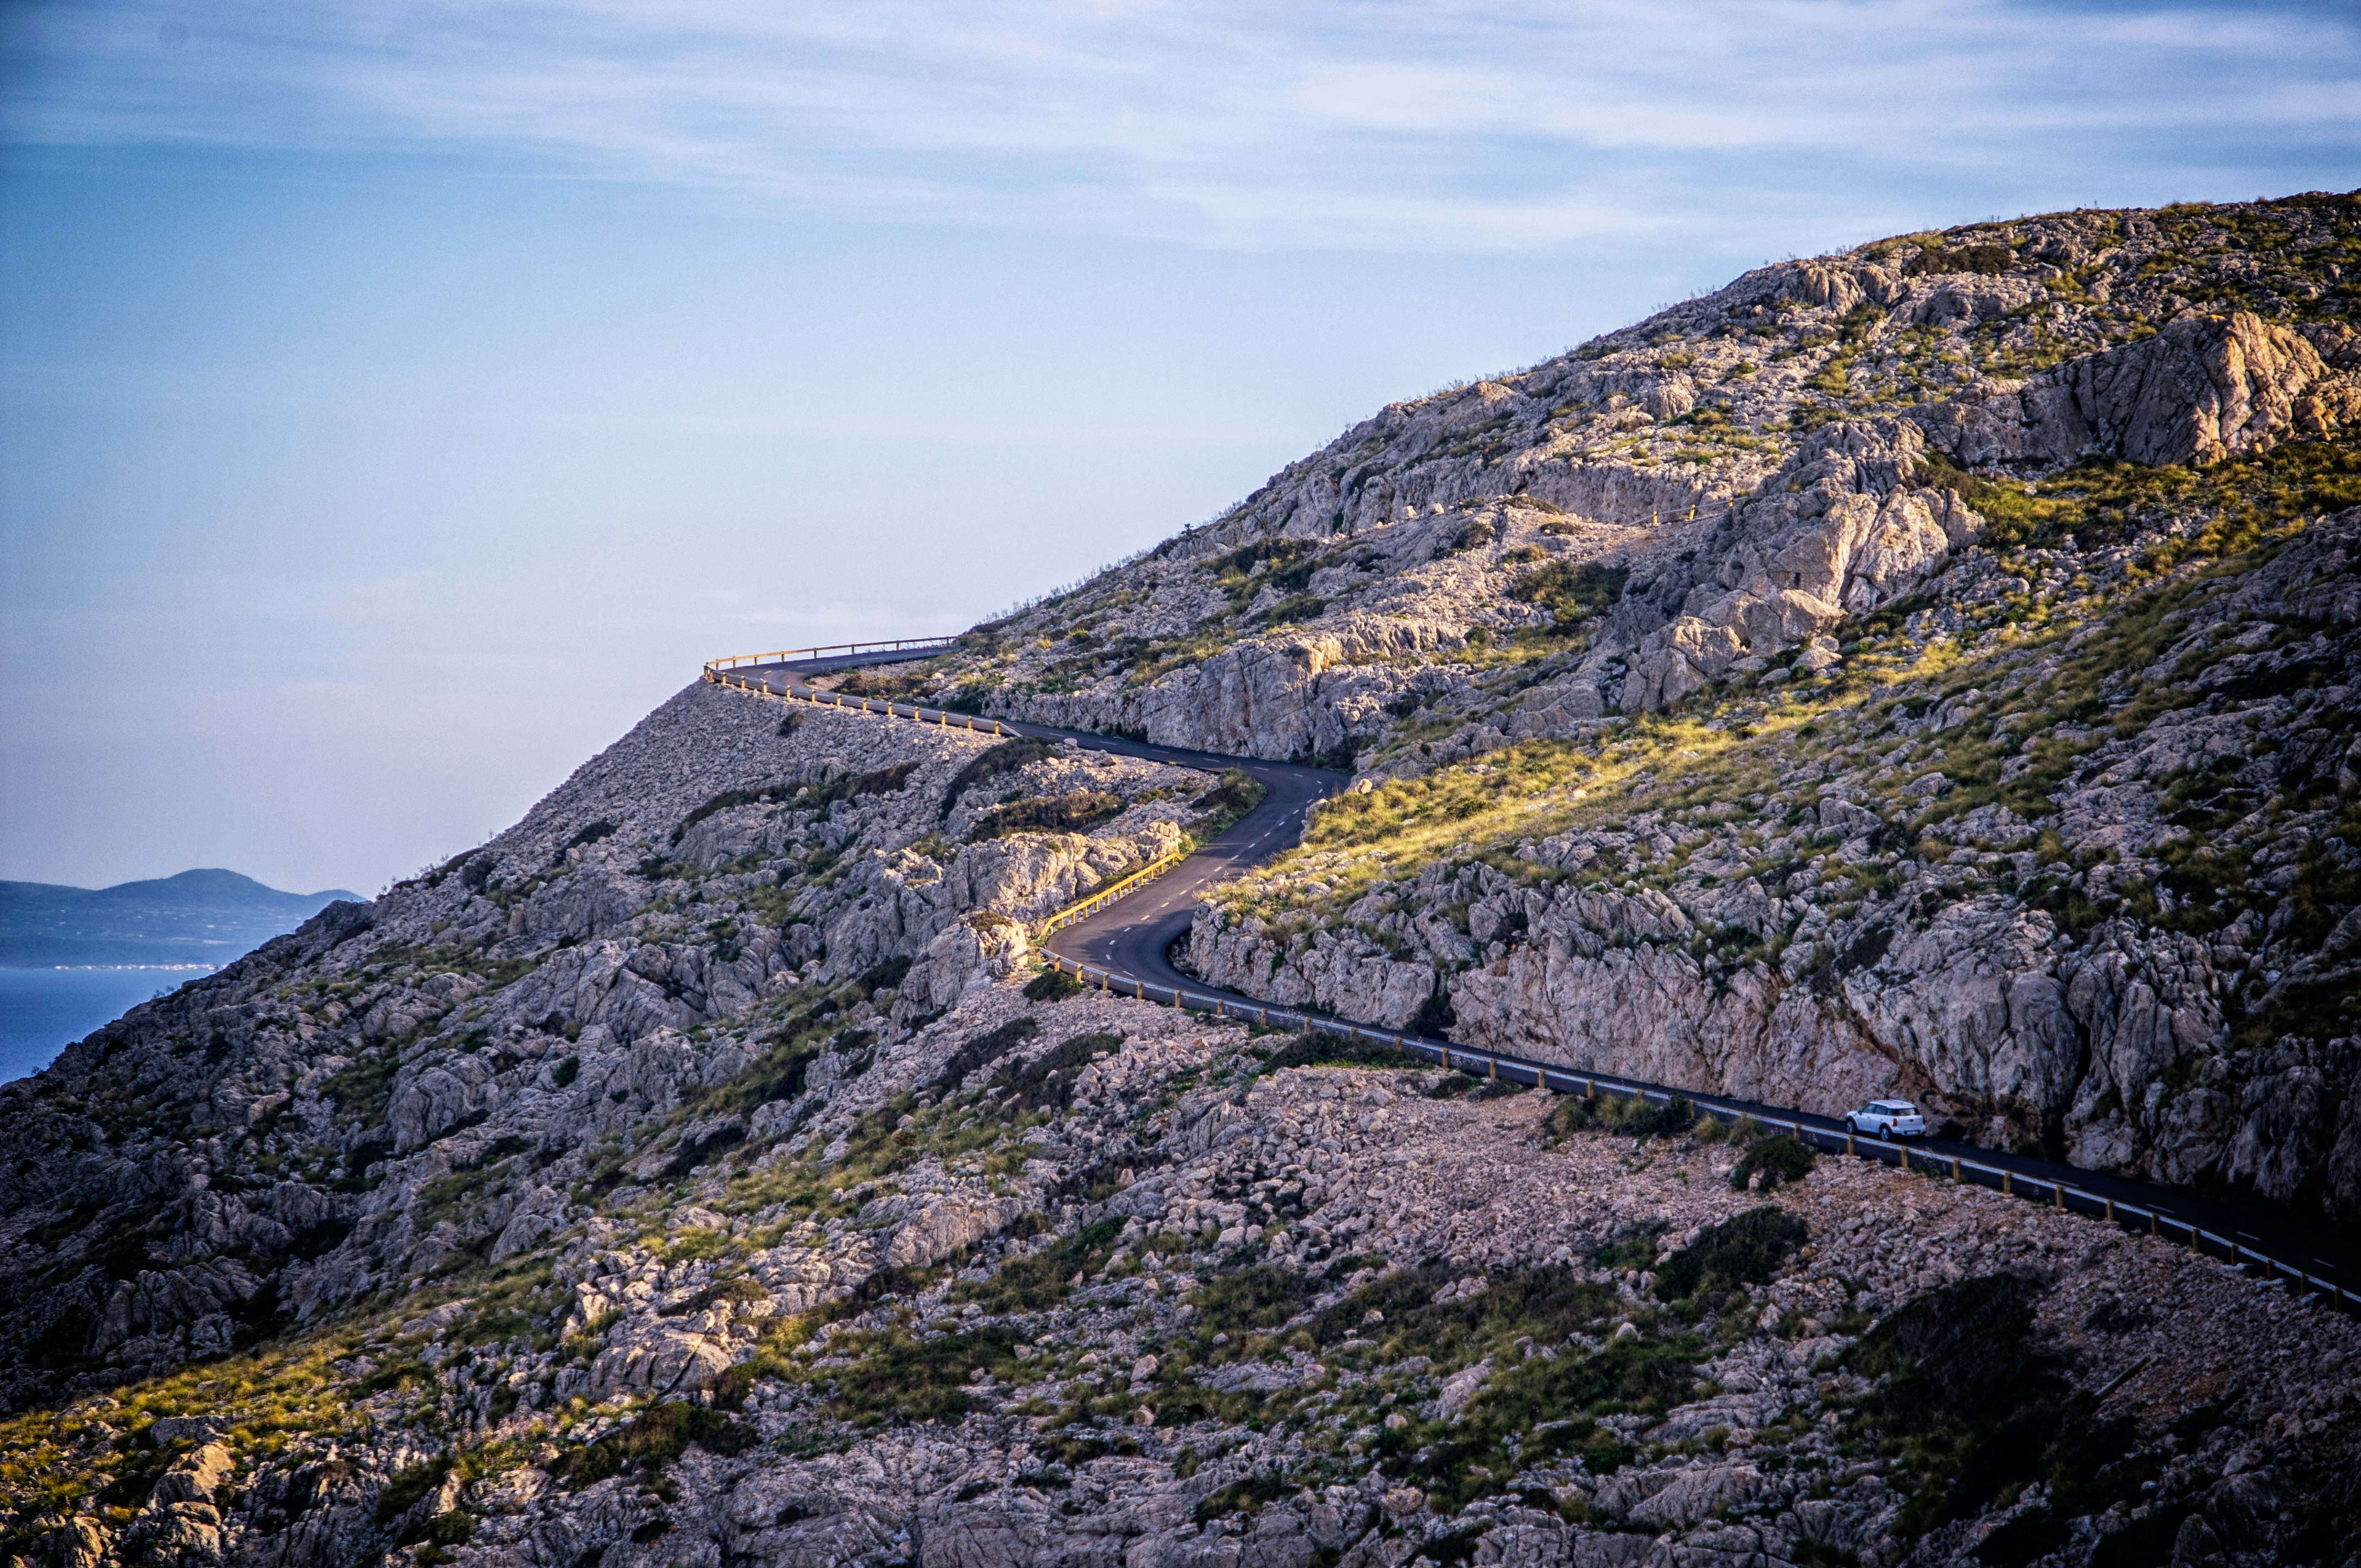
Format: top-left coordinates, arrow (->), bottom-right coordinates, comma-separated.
1923,310 -> 2361,470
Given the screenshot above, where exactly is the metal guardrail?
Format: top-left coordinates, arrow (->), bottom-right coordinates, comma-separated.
704,669 -> 1013,736
704,636 -> 960,675
1038,952 -> 2361,1318
1036,850 -> 1188,941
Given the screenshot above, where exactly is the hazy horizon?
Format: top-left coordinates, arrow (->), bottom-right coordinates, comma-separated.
5,0 -> 2357,898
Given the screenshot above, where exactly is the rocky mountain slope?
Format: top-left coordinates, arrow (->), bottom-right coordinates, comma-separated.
858,192 -> 2361,1229
3,193 -> 2360,1568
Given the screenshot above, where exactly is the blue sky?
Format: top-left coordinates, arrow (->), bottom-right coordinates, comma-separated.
3,1 -> 2356,896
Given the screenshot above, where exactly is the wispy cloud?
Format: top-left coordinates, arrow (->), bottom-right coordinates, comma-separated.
6,1 -> 2356,251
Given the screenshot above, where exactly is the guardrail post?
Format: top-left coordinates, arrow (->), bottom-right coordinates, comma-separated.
2104,1197 -> 2114,1224
2054,1184 -> 2064,1211
1950,1157 -> 1960,1181
2003,1170 -> 2013,1196
2149,1211 -> 2157,1237
1846,1130 -> 1855,1156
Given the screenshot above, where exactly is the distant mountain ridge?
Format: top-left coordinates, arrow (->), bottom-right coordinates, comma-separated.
0,868 -> 360,968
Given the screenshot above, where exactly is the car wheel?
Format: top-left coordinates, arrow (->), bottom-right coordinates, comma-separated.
1880,1125 -> 1892,1141
1845,1118 -> 1858,1135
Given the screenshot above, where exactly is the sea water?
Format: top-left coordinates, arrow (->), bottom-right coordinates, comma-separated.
0,968 -> 215,1084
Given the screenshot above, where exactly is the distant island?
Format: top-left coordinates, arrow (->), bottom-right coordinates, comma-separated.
0,868 -> 360,969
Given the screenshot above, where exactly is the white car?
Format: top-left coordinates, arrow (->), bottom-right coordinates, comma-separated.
1846,1099 -> 1927,1140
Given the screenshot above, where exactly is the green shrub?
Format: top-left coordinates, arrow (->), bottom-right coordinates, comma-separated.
1547,1090 -> 1693,1142
1310,1262 -> 1613,1366
1842,1273 -> 2130,1534
1257,594 -> 1326,627
1189,771 -> 1268,834
1190,1266 -> 1318,1348
954,1216 -> 1123,1313
810,762 -> 920,809
415,1512 -> 475,1549
552,1402 -> 757,1488
374,1458 -> 452,1523
1653,1206 -> 1808,1300
1204,538 -> 1313,582
1849,1273 -> 2049,1431
968,790 -> 1127,841
555,820 -> 617,862
937,1016 -> 1040,1089
1509,562 -> 1630,630
855,955 -> 912,994
941,741 -> 1059,816
1024,967 -> 1082,1002
1903,242 -> 2012,276
989,1032 -> 1124,1113
799,1324 -> 1027,1428
1193,1470 -> 1289,1523
1729,1134 -> 1815,1191
672,785 -> 795,845
1624,1093 -> 1695,1139
1255,1032 -> 1410,1075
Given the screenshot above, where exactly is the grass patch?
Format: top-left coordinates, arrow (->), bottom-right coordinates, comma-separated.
551,1401 -> 758,1488
796,1324 -> 1029,1429
953,1216 -> 1126,1314
967,790 -> 1127,841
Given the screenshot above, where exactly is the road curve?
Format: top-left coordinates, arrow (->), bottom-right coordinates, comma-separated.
715,652 -> 2361,1313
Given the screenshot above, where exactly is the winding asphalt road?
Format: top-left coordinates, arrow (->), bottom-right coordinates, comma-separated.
714,649 -> 2361,1312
